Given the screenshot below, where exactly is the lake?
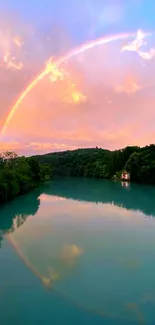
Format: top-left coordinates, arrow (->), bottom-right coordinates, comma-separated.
0,177 -> 155,325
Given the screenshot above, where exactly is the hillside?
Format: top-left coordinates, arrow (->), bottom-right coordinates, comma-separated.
36,144 -> 155,184
0,144 -> 155,205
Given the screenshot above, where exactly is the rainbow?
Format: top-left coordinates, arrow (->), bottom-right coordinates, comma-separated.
6,234 -> 43,281
5,236 -> 106,319
0,32 -> 134,137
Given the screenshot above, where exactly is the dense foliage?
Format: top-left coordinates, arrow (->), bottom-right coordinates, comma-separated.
37,144 -> 155,183
0,152 -> 52,204
0,144 -> 155,205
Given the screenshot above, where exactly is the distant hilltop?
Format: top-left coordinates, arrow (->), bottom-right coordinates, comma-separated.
0,144 -> 155,206
36,144 -> 155,185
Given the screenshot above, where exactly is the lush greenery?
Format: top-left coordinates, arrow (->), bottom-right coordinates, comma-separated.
37,144 -> 155,183
0,144 -> 155,205
0,152 -> 52,204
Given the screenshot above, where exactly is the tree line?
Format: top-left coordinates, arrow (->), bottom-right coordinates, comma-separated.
37,144 -> 155,183
0,144 -> 155,205
0,152 -> 52,204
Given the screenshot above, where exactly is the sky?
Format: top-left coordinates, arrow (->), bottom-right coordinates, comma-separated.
0,0 -> 155,155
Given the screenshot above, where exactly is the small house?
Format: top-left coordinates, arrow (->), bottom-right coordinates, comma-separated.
121,171 -> 130,181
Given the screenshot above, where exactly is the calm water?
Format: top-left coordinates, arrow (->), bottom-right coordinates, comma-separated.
0,178 -> 155,325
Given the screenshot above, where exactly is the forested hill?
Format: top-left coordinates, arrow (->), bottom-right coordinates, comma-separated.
0,152 -> 52,204
0,144 -> 155,205
37,144 -> 155,184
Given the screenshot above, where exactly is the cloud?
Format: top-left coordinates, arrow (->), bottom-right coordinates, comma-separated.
27,142 -> 77,152
0,140 -> 78,156
0,8 -> 74,126
0,140 -> 21,152
60,244 -> 83,265
13,36 -> 24,48
114,75 -> 141,94
121,29 -> 147,53
121,28 -> 155,62
1,17 -> 155,155
138,48 -> 155,60
0,15 -> 26,71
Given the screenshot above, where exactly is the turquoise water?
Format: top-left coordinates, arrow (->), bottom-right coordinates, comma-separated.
0,178 -> 155,324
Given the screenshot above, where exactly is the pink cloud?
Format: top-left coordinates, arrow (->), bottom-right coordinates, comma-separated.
0,13 -> 155,155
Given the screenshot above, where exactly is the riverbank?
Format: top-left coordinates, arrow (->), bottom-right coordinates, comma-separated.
37,144 -> 155,184
0,153 -> 52,204
0,144 -> 155,205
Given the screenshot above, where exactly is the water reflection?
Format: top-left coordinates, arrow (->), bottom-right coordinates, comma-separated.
0,188 -> 41,246
1,178 -> 155,241
121,181 -> 130,189
44,178 -> 155,217
1,178 -> 155,323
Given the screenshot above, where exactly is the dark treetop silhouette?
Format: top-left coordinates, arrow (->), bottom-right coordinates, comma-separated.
0,144 -> 155,205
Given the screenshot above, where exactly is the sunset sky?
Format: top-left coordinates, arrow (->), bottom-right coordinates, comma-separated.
0,0 -> 155,155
